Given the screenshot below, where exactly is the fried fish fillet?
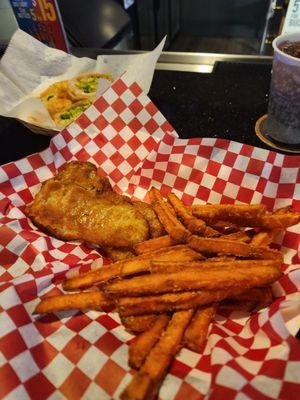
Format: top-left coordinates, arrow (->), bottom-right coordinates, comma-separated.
53,161 -> 113,193
26,161 -> 149,248
132,200 -> 165,238
104,247 -> 135,262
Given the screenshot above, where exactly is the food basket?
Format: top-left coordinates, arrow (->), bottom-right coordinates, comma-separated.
0,72 -> 299,400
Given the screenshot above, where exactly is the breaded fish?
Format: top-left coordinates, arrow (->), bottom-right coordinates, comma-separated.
26,162 -> 149,248
132,200 -> 165,238
104,247 -> 135,262
53,161 -> 113,192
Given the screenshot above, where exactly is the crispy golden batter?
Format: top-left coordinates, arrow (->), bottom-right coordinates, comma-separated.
54,161 -> 113,192
104,247 -> 135,262
26,161 -> 149,249
132,201 -> 165,238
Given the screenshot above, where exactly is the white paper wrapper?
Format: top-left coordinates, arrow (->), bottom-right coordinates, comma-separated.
0,29 -> 165,134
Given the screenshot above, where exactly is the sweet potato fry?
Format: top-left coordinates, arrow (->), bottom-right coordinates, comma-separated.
252,286 -> 273,308
121,310 -> 194,400
250,230 -> 278,247
203,225 -> 221,237
132,200 -> 166,238
192,204 -> 266,225
149,187 -> 189,242
134,235 -> 176,255
260,213 -> 300,229
221,230 -> 251,242
121,372 -> 153,400
219,300 -> 256,312
187,218 -> 209,235
154,202 -> 190,242
148,245 -> 203,263
121,315 -> 158,333
262,208 -> 295,239
220,286 -> 273,311
63,245 -> 201,291
183,304 -> 217,352
106,263 -> 281,297
192,204 -> 300,229
210,220 -> 241,233
188,235 -> 283,260
165,198 -> 177,217
117,288 -> 245,317
150,260 -> 201,274
250,206 -> 297,246
129,314 -> 170,369
167,194 -> 220,237
62,259 -> 133,291
33,291 -> 112,314
205,256 -> 236,262
275,206 -> 292,214
167,193 -> 206,234
149,258 -> 273,274
232,286 -> 272,307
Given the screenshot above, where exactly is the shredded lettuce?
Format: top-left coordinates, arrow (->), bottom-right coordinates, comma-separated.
59,101 -> 91,121
76,77 -> 99,93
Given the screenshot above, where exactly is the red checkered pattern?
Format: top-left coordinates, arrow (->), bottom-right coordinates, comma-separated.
0,74 -> 300,399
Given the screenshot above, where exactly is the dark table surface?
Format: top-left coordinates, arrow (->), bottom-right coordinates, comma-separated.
0,61 -> 286,166
150,62 -> 272,147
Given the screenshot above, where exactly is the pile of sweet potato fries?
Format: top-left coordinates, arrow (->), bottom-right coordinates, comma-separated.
34,188 -> 300,400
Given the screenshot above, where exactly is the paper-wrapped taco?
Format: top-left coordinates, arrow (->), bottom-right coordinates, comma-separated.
38,73 -> 113,128
0,30 -> 165,135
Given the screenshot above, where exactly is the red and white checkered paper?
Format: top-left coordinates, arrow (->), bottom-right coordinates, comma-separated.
0,73 -> 300,400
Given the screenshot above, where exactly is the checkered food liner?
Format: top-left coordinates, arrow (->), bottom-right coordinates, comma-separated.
0,73 -> 300,400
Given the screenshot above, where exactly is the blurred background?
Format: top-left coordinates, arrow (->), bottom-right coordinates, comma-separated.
0,0 -> 289,55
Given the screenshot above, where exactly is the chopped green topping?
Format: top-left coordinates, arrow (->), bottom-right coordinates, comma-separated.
76,77 -> 99,93
60,112 -> 71,120
59,101 -> 91,121
47,94 -> 54,101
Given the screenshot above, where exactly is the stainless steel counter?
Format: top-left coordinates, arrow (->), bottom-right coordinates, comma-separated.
70,47 -> 273,74
156,52 -> 272,73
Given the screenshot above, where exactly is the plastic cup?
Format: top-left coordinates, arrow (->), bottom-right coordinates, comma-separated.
265,32 -> 300,145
